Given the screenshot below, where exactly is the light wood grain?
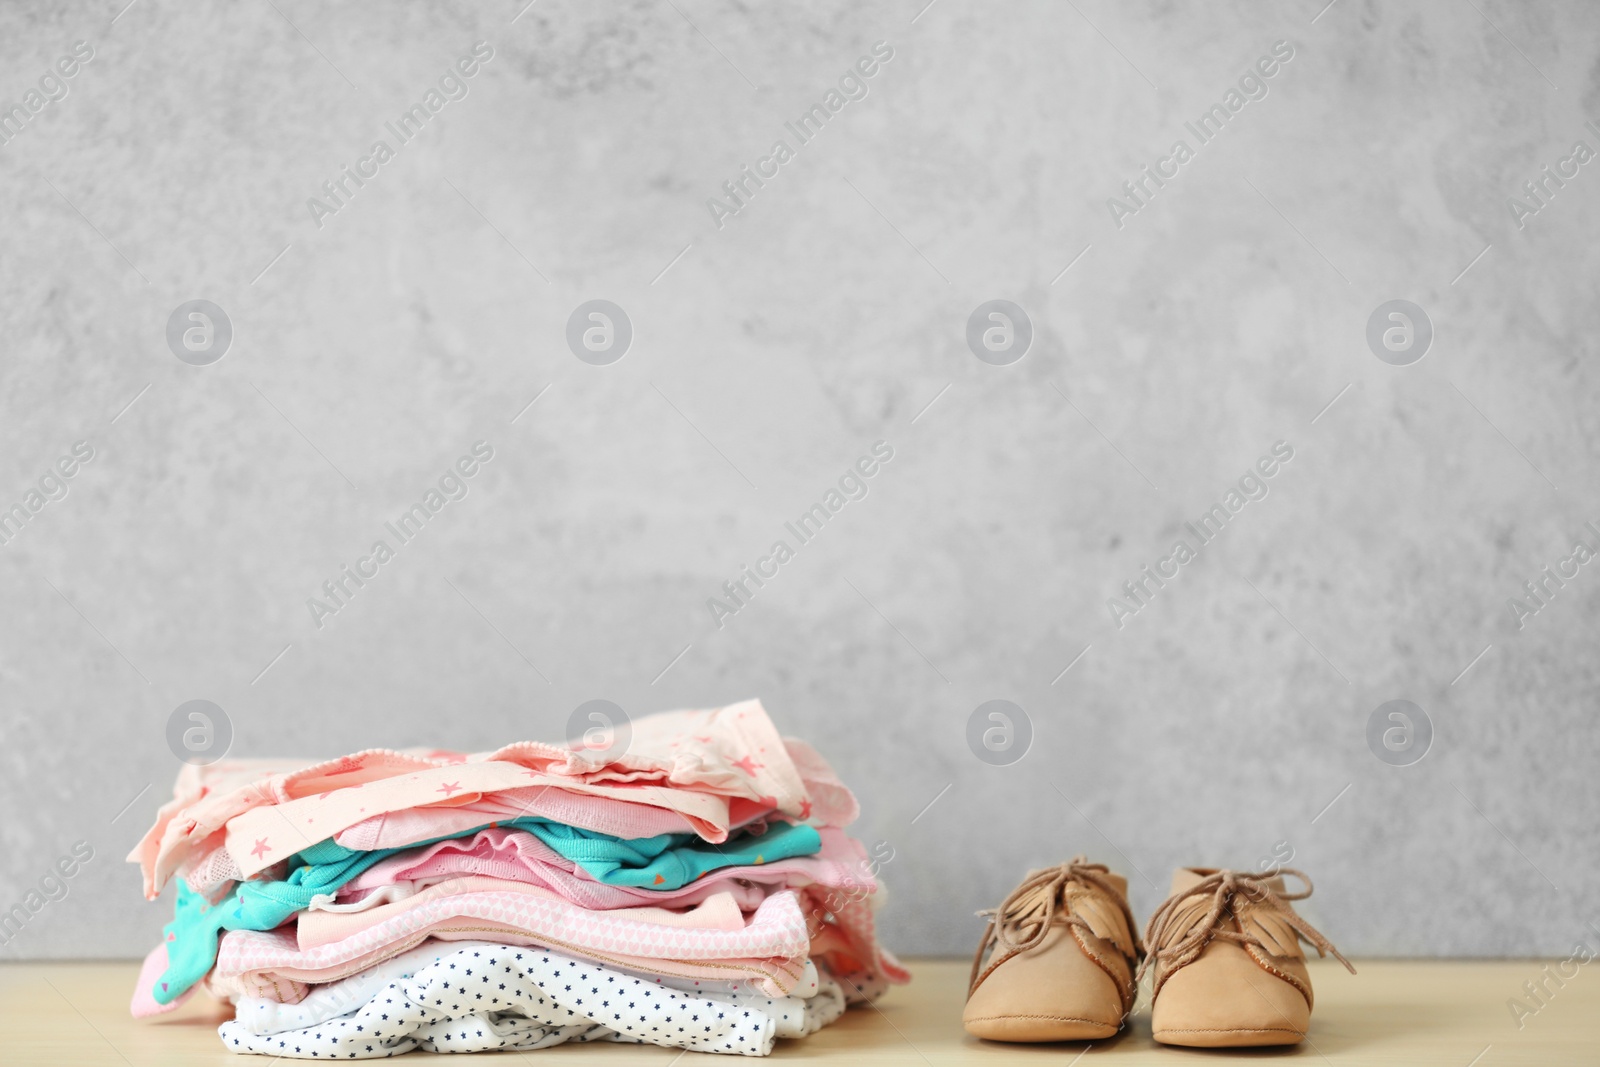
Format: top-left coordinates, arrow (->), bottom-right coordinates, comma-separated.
0,959 -> 1592,1064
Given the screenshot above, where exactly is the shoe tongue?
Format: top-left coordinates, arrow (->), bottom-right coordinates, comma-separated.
1168,868 -> 1288,894
1169,867 -> 1215,894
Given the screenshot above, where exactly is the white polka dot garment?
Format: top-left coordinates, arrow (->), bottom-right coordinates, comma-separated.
217,944 -> 847,1058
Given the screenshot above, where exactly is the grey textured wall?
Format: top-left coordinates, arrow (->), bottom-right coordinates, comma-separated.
1,0 -> 1597,963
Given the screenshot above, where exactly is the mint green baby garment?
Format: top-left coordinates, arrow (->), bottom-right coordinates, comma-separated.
524,819 -> 819,888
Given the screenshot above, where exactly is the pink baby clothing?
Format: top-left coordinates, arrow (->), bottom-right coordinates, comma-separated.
317,875 -> 771,916
329,738 -> 857,857
214,889 -> 812,1000
780,739 -> 859,826
796,885 -> 909,992
337,826 -> 877,915
177,783 -> 714,905
223,766 -> 731,879
135,700 -> 809,894
330,791 -> 702,853
146,725 -> 866,917
219,700 -> 809,880
480,700 -> 807,808
131,750 -> 452,900
295,877 -> 750,949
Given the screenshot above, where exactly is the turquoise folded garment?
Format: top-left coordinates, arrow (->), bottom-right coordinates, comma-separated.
526,819 -> 819,888
153,818 -> 820,1006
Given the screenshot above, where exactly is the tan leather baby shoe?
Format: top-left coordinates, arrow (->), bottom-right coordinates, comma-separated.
963,857 -> 1141,1042
1141,867 -> 1354,1047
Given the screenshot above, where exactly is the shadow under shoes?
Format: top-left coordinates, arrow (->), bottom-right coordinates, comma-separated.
1139,867 -> 1355,1048
963,857 -> 1141,1042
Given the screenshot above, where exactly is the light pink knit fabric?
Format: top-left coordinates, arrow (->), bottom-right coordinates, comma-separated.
214,888 -> 812,1000
296,878 -> 749,949
330,791 -> 700,853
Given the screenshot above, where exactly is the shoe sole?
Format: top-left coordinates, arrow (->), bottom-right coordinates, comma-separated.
1152,1025 -> 1306,1048
964,1015 -> 1121,1042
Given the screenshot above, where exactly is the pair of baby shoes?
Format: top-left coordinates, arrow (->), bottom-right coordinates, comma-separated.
963,857 -> 1353,1048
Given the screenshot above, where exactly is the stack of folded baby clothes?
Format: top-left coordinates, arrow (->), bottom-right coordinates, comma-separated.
127,699 -> 906,1058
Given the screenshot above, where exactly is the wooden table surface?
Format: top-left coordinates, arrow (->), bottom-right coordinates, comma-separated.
0,958 -> 1592,1065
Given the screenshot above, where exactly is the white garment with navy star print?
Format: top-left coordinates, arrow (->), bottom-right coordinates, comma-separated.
217,944 -> 846,1057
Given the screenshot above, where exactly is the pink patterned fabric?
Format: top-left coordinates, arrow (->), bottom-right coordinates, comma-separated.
329,739 -> 853,856
224,767 -> 734,879
218,700 -> 805,880
330,790 -> 700,852
129,751 -> 448,900
781,739 -> 861,828
297,877 -> 750,948
215,888 -> 812,1000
